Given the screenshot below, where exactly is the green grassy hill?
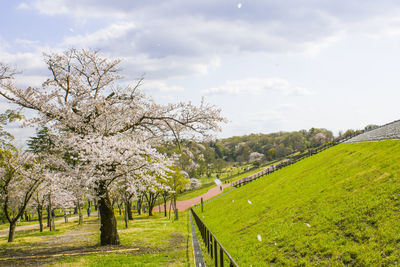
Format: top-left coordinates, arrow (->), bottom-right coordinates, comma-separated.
196,140 -> 400,265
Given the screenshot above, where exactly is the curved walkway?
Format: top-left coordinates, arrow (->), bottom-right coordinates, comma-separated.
155,167 -> 272,212
154,183 -> 231,212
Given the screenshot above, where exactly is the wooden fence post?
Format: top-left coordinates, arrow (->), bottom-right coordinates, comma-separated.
214,238 -> 218,266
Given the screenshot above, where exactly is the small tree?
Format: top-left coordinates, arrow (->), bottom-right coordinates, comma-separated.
165,166 -> 189,220
249,152 -> 264,166
0,151 -> 44,242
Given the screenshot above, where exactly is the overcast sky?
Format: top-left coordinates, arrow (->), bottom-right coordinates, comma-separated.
1,0 -> 400,144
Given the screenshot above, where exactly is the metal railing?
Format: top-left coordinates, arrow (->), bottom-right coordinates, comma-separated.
190,208 -> 238,267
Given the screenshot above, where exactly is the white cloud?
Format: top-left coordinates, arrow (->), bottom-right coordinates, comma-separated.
28,0 -> 400,57
63,22 -> 136,47
15,39 -> 40,48
202,78 -> 312,97
141,81 -> 184,93
32,0 -> 69,15
20,0 -> 400,82
0,50 -> 46,74
16,2 -> 30,9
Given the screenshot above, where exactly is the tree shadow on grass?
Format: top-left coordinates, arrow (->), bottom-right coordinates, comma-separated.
0,244 -> 157,267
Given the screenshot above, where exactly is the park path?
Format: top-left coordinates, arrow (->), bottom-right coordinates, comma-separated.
154,183 -> 232,212
154,166 -> 275,213
0,215 -> 80,238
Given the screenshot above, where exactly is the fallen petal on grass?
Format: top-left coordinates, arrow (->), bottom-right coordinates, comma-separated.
257,234 -> 262,241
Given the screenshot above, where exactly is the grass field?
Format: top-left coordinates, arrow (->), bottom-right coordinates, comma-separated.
0,212 -> 193,266
196,140 -> 400,265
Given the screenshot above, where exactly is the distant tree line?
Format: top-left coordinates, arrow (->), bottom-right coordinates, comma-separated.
160,124 -> 380,179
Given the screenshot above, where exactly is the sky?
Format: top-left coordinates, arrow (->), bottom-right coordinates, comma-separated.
1,0 -> 400,144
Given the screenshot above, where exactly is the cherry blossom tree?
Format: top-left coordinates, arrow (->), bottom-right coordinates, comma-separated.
0,49 -> 225,245
32,171 -> 76,231
0,151 -> 45,242
249,151 -> 264,163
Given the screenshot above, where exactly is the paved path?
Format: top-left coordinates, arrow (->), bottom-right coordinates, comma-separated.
155,183 -> 232,212
155,166 -> 272,212
0,215 -> 81,238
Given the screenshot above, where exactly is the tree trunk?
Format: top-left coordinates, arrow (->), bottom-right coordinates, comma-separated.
124,201 -> 129,229
64,209 -> 68,223
127,200 -> 133,220
168,198 -> 172,219
77,200 -> 83,225
48,193 -> 55,231
8,221 -> 16,242
51,210 -> 55,230
137,199 -> 141,215
164,198 -> 167,217
163,192 -> 167,217
173,194 -> 178,220
47,206 -> 50,227
98,183 -> 120,245
37,207 -> 43,232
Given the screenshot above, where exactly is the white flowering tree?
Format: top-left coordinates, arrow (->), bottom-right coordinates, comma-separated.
249,151 -> 264,164
0,151 -> 45,242
0,49 -> 225,245
32,170 -> 76,231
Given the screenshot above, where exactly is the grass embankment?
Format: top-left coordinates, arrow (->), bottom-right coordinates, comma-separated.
196,140 -> 400,265
0,212 -> 193,266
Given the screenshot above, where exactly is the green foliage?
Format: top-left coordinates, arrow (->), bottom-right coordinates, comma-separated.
159,128 -> 335,181
27,127 -> 54,153
165,166 -> 190,193
197,140 -> 400,265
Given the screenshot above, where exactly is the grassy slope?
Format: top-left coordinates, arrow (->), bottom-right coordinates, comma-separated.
197,140 -> 400,266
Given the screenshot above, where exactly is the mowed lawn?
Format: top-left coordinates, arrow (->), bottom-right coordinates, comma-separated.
0,212 -> 193,266
196,140 -> 400,266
